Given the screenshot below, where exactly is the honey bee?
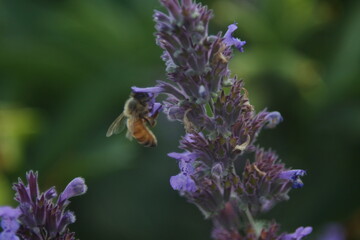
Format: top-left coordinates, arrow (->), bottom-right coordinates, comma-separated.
106,92 -> 159,147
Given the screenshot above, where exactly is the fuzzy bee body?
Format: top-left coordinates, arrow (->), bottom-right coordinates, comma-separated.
127,118 -> 157,147
106,92 -> 158,147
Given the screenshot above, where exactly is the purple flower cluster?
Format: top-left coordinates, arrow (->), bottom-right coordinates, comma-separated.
0,171 -> 87,240
129,0 -> 311,239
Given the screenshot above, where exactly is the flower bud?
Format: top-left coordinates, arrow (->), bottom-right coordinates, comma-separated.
265,111 -> 283,129
59,178 -> 87,204
44,187 -> 57,200
211,163 -> 223,178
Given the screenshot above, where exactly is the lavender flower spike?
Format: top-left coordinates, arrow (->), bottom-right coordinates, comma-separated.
115,0 -> 311,238
9,170 -> 87,240
223,23 -> 246,52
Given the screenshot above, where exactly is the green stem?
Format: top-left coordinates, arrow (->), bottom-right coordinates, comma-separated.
245,207 -> 258,237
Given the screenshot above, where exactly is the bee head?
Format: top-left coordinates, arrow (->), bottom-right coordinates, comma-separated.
131,92 -> 151,102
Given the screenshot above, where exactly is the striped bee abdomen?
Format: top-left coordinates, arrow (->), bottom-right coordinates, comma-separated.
132,119 -> 157,147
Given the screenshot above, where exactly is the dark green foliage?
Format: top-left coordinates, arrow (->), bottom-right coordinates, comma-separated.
0,0 -> 359,239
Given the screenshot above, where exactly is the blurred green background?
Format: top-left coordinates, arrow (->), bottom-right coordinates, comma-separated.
0,0 -> 359,239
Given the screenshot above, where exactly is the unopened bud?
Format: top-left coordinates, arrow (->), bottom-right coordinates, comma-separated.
211,163 -> 223,178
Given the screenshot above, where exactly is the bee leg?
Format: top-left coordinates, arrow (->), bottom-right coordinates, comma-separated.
144,116 -> 157,127
144,108 -> 160,127
150,118 -> 157,127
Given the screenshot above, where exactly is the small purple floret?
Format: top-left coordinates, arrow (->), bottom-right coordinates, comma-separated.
150,102 -> 163,117
44,186 -> 57,200
58,177 -> 87,204
0,207 -> 21,240
198,85 -> 208,100
57,211 -> 76,233
265,111 -> 283,129
223,23 -> 246,52
211,163 -> 223,177
131,86 -> 163,94
279,170 -> 306,189
0,207 -> 21,220
170,173 -> 197,192
168,152 -> 199,163
168,152 -> 200,177
281,226 -> 313,240
0,231 -> 20,240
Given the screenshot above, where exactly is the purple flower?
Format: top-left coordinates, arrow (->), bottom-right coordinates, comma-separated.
0,207 -> 21,240
0,232 -> 19,240
211,163 -> 223,177
223,24 -> 246,52
0,207 -> 21,221
168,151 -> 202,191
170,173 -> 197,192
279,170 -> 306,188
57,211 -> 76,234
150,102 -> 163,117
264,111 -> 283,129
168,152 -> 200,175
236,148 -> 295,213
281,226 -> 313,240
44,186 -> 57,200
10,171 -> 87,240
168,151 -> 199,163
131,86 -> 163,94
58,177 -> 87,205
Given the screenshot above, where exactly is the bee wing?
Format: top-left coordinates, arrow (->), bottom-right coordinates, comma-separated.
106,113 -> 127,137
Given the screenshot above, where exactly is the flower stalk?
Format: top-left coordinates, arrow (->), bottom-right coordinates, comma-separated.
123,0 -> 312,239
